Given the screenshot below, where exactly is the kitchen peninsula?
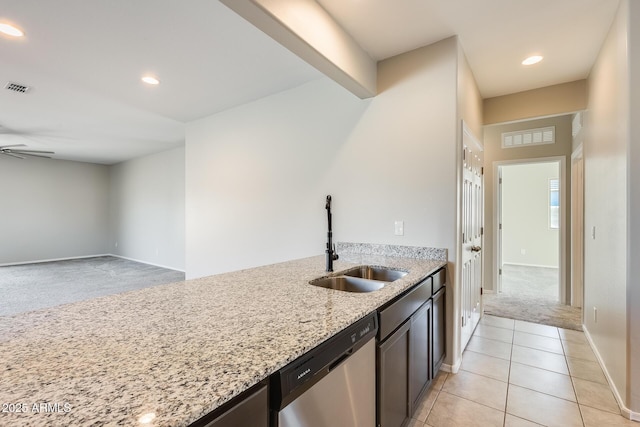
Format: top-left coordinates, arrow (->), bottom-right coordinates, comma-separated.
0,243 -> 446,426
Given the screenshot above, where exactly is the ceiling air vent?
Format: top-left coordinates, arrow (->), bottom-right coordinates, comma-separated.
4,82 -> 30,94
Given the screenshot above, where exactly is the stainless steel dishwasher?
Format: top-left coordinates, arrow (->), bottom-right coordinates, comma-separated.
271,313 -> 378,427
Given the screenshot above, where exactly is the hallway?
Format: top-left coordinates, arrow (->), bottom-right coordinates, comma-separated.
483,265 -> 582,330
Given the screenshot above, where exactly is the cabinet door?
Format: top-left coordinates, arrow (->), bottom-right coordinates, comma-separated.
377,321 -> 411,427
409,300 -> 432,411
432,288 -> 446,375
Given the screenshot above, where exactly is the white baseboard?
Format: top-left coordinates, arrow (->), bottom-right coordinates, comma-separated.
440,357 -> 461,374
108,254 -> 185,273
502,262 -> 559,269
583,325 -> 640,421
0,254 -> 185,274
483,289 -> 496,294
0,254 -> 111,267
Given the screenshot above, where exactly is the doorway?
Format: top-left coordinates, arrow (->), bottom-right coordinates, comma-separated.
483,156 -> 582,330
497,160 -> 562,302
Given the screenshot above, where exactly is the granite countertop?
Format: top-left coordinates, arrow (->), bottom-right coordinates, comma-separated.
0,244 -> 446,426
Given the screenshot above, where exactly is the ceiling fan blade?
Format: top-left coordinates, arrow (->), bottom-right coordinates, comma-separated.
11,149 -> 55,154
15,152 -> 52,159
2,152 -> 25,159
0,144 -> 27,149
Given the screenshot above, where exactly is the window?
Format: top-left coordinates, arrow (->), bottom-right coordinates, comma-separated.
549,178 -> 559,229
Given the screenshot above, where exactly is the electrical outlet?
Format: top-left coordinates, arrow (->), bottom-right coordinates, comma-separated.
593,306 -> 598,323
394,221 -> 404,236
521,249 -> 526,255
115,242 -> 118,248
592,226 -> 596,240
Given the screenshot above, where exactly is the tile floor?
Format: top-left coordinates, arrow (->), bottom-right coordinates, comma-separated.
409,315 -> 636,427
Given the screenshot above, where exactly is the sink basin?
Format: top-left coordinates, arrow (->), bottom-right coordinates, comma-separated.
309,276 -> 385,293
342,266 -> 408,282
309,266 -> 407,293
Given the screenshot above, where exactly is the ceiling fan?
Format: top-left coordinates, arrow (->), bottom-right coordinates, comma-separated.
0,144 -> 55,159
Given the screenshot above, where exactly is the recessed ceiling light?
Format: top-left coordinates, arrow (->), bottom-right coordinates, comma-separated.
0,23 -> 24,37
141,76 -> 160,85
522,55 -> 543,66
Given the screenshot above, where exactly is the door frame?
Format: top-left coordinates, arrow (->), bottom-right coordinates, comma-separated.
571,145 -> 584,308
492,156 -> 567,304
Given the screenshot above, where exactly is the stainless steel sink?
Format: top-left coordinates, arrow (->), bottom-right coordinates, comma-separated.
309,276 -> 385,293
342,266 -> 408,282
309,266 -> 407,293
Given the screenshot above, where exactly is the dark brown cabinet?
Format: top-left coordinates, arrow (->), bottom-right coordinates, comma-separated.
191,384 -> 268,427
432,287 -> 446,373
377,321 -> 411,427
376,268 -> 446,427
409,300 -> 432,411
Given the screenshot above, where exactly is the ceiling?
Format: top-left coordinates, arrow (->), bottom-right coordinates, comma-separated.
317,0 -> 620,98
0,0 -> 620,164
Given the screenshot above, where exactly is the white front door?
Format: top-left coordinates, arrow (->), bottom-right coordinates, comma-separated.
461,124 -> 484,351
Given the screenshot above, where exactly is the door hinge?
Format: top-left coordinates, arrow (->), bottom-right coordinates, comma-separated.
481,227 -> 484,235
481,287 -> 484,295
499,223 -> 502,230
481,167 -> 484,175
499,268 -> 502,275
499,177 -> 502,184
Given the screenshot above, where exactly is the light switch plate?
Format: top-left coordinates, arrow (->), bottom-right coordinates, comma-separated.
394,220 -> 404,236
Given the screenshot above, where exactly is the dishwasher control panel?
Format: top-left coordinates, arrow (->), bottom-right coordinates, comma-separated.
271,313 -> 378,409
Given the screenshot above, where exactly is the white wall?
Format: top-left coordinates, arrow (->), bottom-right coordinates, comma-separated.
109,147 -> 185,271
584,0 -> 630,412
501,162 -> 559,267
186,37 -> 459,279
0,157 -> 109,264
185,78 -> 362,278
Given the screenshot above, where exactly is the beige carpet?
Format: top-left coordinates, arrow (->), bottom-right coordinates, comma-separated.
483,293 -> 583,331
484,265 -> 583,331
1,256 -> 184,316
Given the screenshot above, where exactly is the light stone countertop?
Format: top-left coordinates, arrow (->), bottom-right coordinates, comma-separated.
0,248 -> 446,427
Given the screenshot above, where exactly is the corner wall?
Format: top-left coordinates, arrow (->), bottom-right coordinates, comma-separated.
0,157 -> 110,264
109,147 -> 185,271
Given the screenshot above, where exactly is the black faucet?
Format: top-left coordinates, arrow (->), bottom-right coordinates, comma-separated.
325,195 -> 339,272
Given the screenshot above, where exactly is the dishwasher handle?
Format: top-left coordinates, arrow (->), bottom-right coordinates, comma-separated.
328,348 -> 353,372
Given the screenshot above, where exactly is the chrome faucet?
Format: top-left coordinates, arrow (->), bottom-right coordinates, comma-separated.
325,195 -> 339,272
